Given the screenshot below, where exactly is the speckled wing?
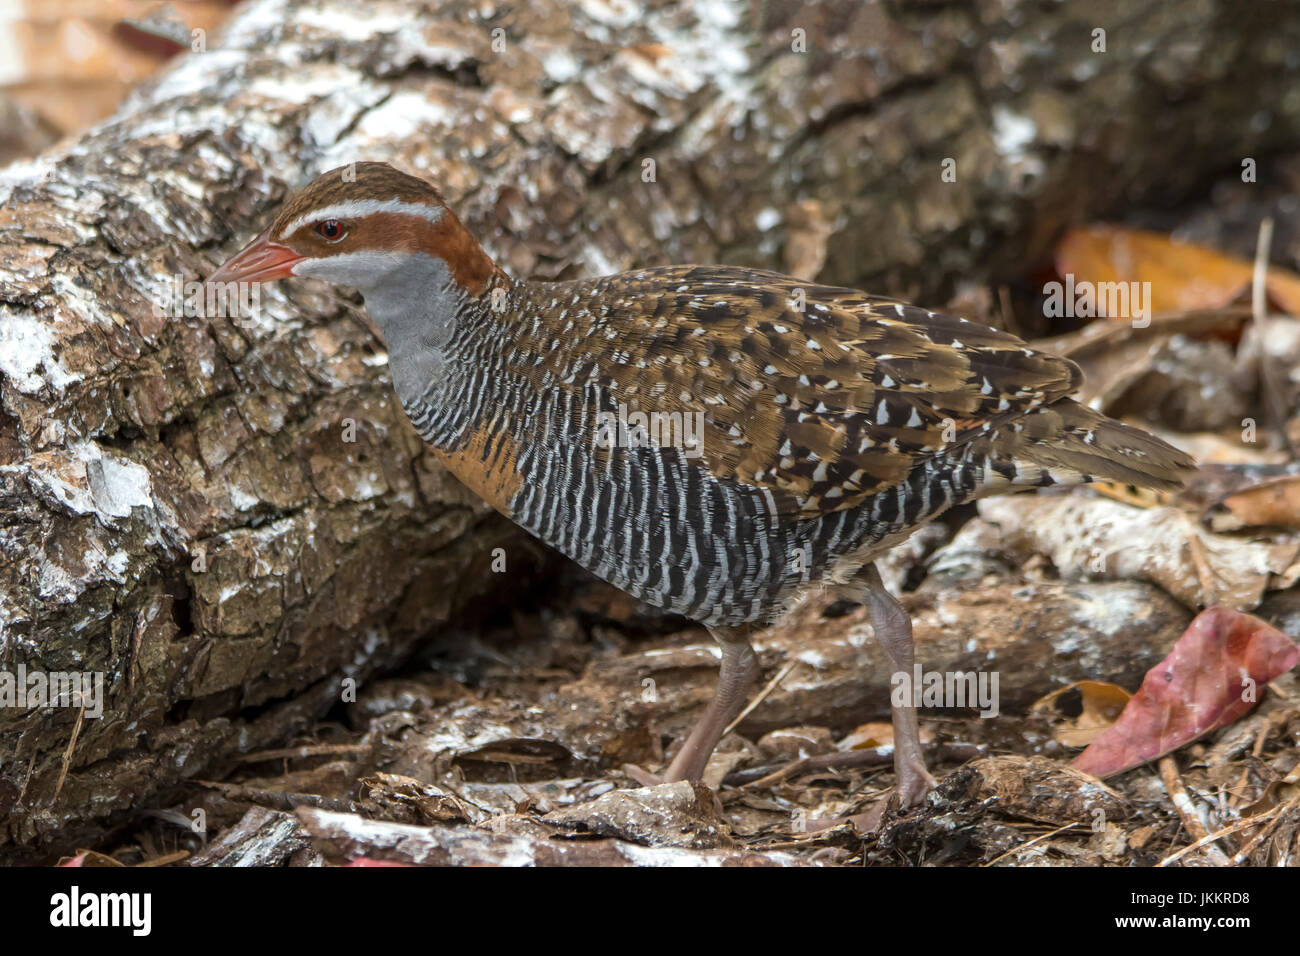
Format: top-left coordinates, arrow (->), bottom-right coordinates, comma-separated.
556,265 -> 1083,518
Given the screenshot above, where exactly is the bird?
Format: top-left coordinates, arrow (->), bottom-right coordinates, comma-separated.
207,162 -> 1196,806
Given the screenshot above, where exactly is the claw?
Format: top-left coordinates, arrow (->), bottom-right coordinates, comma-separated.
896,759 -> 937,808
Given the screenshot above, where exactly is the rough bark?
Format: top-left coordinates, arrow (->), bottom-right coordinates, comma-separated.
2,0 -> 1299,862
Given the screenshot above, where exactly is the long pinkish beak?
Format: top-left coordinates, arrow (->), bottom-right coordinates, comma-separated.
207,226 -> 304,285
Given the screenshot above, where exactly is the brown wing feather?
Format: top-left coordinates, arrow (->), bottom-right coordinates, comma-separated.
516,265 -> 1082,518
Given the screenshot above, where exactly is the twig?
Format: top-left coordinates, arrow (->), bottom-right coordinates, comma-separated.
1249,217 -> 1296,455
984,823 -> 1078,867
1158,755 -> 1230,866
998,285 -> 1015,333
238,743 -> 366,763
1228,716 -> 1273,810
738,746 -> 893,789
137,850 -> 191,867
51,702 -> 86,805
1229,795 -> 1297,865
194,780 -> 362,814
723,659 -> 799,737
16,751 -> 36,806
127,608 -> 147,693
1157,802 -> 1286,867
1251,217 -> 1272,323
1185,533 -> 1220,608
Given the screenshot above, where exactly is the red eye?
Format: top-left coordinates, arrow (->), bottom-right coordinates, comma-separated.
317,219 -> 346,241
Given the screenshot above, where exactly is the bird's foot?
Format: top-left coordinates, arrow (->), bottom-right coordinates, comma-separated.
895,755 -> 938,808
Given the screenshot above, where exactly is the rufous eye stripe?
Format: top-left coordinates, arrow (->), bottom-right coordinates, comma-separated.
278,198 -> 444,239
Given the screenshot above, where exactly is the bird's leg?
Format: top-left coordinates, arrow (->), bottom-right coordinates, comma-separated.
662,624 -> 760,783
855,563 -> 937,807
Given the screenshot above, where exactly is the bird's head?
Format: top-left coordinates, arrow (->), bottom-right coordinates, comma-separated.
207,162 -> 496,305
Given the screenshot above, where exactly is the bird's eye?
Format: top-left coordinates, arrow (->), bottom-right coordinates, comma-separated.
316,219 -> 347,241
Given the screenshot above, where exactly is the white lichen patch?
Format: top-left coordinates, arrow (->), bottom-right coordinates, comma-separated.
576,0 -> 642,29
537,45 -> 582,84
1067,585 -> 1152,638
140,50 -> 249,106
302,82 -> 390,150
795,647 -> 832,669
84,457 -> 152,519
228,486 -> 261,515
0,305 -> 81,393
78,540 -> 133,587
295,3 -> 411,41
247,64 -> 368,108
36,553 -> 80,603
219,0 -> 292,48
49,271 -> 122,333
991,105 -> 1037,159
352,90 -> 457,143
679,0 -> 751,92
0,156 -> 59,205
22,441 -> 155,519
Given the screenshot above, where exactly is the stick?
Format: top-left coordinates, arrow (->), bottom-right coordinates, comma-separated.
1250,217 -> 1295,455
1158,755 -> 1230,866
1157,802 -> 1285,867
51,702 -> 86,805
984,822 -> 1078,867
723,659 -> 800,737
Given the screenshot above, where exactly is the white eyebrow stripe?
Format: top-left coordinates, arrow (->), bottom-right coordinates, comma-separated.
279,198 -> 444,238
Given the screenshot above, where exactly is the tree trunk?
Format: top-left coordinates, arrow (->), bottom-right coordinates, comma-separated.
2,0 -> 1299,862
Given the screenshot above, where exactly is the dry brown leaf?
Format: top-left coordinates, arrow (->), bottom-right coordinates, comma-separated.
1209,475 -> 1300,531
1031,680 -> 1132,747
1056,225 -> 1300,318
3,2 -> 237,136
1162,432 -> 1289,467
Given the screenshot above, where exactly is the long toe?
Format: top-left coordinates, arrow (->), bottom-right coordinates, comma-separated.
897,758 -> 938,808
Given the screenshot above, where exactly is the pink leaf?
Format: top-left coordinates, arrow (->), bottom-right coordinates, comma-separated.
344,857 -> 413,867
1072,607 -> 1299,778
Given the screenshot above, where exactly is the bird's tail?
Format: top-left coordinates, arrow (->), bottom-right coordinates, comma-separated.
975,399 -> 1196,494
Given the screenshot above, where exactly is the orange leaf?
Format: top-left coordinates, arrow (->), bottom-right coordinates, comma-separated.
1031,680 -> 1131,748
839,721 -> 895,750
1212,475 -> 1300,531
1055,226 -> 1300,318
